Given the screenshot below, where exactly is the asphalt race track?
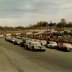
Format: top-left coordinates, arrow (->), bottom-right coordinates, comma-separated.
0,38 -> 72,72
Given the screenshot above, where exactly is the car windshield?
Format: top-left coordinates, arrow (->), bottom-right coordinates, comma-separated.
12,37 -> 16,40
50,42 -> 56,44
32,42 -> 41,46
16,39 -> 22,42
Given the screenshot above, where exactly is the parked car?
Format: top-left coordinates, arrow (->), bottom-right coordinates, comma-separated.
46,41 -> 58,48
53,32 -> 63,36
64,30 -> 72,35
25,41 -> 46,51
58,43 -> 72,52
6,33 -> 11,36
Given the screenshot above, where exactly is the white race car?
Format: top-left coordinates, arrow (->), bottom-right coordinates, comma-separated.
25,41 -> 46,51
14,39 -> 23,45
5,36 -> 12,42
58,43 -> 72,52
46,41 -> 58,48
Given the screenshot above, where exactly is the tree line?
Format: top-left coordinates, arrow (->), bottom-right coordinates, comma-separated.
0,19 -> 72,31
27,19 -> 72,29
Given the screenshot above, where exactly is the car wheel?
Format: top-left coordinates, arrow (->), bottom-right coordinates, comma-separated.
66,48 -> 70,52
45,44 -> 48,48
56,46 -> 59,50
32,46 -> 34,51
50,45 -> 52,48
25,45 -> 28,49
58,46 -> 62,50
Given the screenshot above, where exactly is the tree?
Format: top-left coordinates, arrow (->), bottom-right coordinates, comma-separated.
57,19 -> 67,27
60,19 -> 66,24
57,19 -> 67,31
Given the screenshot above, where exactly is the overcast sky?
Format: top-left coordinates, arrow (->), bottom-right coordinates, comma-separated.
0,0 -> 72,27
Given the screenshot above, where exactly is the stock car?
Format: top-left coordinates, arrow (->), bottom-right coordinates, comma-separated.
25,41 -> 46,51
46,41 -> 58,49
14,39 -> 23,45
20,39 -> 26,46
58,43 -> 72,52
5,36 -> 12,42
9,37 -> 17,43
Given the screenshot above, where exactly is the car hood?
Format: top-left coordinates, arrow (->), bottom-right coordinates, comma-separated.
63,43 -> 72,48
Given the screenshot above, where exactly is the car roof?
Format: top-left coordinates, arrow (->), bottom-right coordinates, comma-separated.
49,41 -> 57,43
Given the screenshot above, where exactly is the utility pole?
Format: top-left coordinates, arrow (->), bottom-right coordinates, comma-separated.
46,22 -> 48,31
50,21 -> 52,34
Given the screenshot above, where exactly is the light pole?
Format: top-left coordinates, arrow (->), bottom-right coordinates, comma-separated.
50,21 -> 52,34
46,22 -> 48,31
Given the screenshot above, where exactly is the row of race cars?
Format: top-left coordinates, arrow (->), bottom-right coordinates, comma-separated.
5,36 -> 72,52
5,36 -> 46,51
